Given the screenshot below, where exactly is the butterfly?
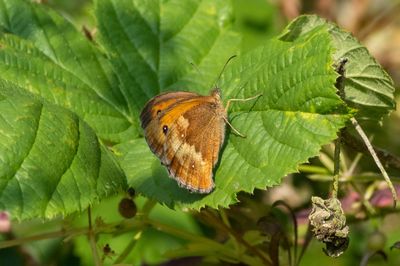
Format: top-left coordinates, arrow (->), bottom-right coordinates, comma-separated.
140,87 -> 261,194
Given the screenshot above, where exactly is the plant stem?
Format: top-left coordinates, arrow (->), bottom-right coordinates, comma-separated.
273,200 -> 297,266
218,209 -> 240,252
332,134 -> 342,199
0,227 -> 88,249
88,206 -> 102,266
202,211 -> 271,265
350,182 -> 376,215
141,199 -> 157,217
343,152 -> 363,179
219,208 -> 231,228
298,165 -> 331,174
113,231 -> 141,264
350,117 -> 398,208
296,225 -> 313,266
146,218 -> 214,243
145,218 -> 254,264
342,130 -> 400,171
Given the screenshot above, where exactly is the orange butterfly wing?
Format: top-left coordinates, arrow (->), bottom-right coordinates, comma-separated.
140,91 -> 226,193
140,91 -> 201,160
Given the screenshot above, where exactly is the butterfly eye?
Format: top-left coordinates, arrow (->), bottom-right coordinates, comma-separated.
162,125 -> 168,134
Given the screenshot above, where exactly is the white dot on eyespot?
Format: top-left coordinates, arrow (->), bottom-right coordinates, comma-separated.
181,134 -> 184,138
191,164 -> 195,169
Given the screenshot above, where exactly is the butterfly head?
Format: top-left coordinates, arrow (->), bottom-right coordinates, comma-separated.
210,87 -> 222,100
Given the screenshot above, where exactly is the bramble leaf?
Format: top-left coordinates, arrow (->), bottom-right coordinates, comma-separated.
0,0 -> 127,219
0,83 -> 126,220
279,15 -> 396,120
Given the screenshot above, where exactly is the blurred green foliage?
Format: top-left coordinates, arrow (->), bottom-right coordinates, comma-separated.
0,0 -> 399,265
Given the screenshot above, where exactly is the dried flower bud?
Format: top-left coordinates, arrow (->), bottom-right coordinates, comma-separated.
308,196 -> 349,257
118,198 -> 137,219
103,243 -> 112,254
102,243 -> 115,261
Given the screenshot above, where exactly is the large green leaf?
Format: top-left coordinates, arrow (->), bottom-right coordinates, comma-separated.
279,15 -> 396,120
112,20 -> 350,208
0,0 -> 136,143
0,0 -> 129,220
0,82 -> 126,220
0,0 -> 373,216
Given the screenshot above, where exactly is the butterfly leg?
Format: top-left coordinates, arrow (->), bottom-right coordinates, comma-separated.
225,93 -> 263,112
223,93 -> 262,138
223,116 -> 246,138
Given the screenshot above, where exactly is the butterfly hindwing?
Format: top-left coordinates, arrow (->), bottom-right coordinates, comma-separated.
163,100 -> 226,193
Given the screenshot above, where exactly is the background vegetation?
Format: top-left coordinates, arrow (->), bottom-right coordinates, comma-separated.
0,0 -> 399,265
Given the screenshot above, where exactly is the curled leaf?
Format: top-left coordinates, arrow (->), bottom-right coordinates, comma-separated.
390,241 -> 400,251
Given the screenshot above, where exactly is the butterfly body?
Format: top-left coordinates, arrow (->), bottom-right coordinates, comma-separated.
140,88 -> 226,193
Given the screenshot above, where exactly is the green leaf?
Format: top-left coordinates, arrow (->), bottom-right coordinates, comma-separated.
95,0 -> 241,98
279,15 -> 396,120
0,0 -> 136,143
113,20 -> 350,209
0,82 -> 126,220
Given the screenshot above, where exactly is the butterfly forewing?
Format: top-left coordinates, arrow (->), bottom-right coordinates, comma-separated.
140,91 -> 199,129
140,92 -> 200,159
140,91 -> 226,193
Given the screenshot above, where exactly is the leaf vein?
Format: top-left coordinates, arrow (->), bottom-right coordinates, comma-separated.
109,0 -> 157,99
44,118 -> 81,216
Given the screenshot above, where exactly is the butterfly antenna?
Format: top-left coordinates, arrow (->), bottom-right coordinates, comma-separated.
212,55 -> 237,89
190,61 -> 202,76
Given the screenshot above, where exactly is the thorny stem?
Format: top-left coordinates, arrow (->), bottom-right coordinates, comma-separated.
351,117 -> 398,208
88,207 -> 102,266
